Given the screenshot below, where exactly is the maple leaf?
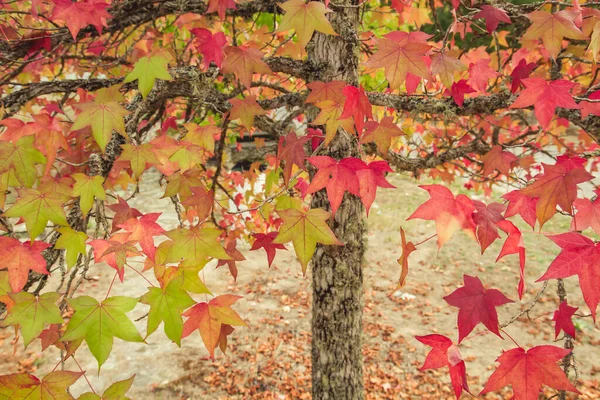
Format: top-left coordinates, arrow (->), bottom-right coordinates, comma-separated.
537,232 -> 600,319
0,135 -> 46,188
510,78 -> 580,129
0,238 -> 50,292
71,173 -> 106,216
206,0 -> 237,20
273,208 -> 342,272
139,279 -> 195,346
473,5 -> 511,33
502,190 -> 538,229
447,79 -> 474,107
579,89 -> 600,118
191,28 -> 227,68
51,0 -> 111,39
228,95 -> 267,129
61,296 -> 143,369
54,227 -> 88,269
313,100 -> 355,143
118,213 -> 165,261
444,275 -> 513,342
0,371 -> 83,400
3,188 -> 69,240
118,143 -> 160,179
71,87 -> 129,152
510,59 -> 537,93
553,301 -> 578,339
216,239 -> 246,281
472,201 -> 505,253
431,53 -> 467,89
181,186 -> 214,223
124,54 -> 172,98
496,220 -> 527,298
305,156 -> 364,216
305,80 -> 346,104
363,31 -> 432,90
467,59 -> 499,92
277,131 -> 310,184
89,233 -> 139,281
107,197 -> 142,234
356,160 -> 395,215
522,10 -> 585,59
481,145 -> 518,177
182,294 -> 247,360
520,156 -> 592,227
183,123 -> 220,153
397,227 -> 416,289
221,46 -> 272,89
78,375 -> 135,400
250,232 -> 287,267
415,334 -> 469,400
571,191 -> 600,234
164,226 -> 231,263
274,0 -> 337,49
480,345 -> 580,399
339,85 -> 373,135
407,185 -> 476,248
361,116 -> 404,153
2,292 -> 63,347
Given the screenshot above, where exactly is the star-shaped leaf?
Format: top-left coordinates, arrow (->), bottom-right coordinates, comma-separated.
228,95 -> 267,129
274,0 -> 337,49
0,238 -> 50,292
0,371 -> 83,400
0,135 -> 46,188
221,46 -> 271,89
124,54 -> 172,98
61,296 -> 143,369
71,173 -> 106,216
552,301 -> 578,339
250,232 -> 287,268
273,207 -> 342,272
2,292 -> 63,347
522,10 -> 585,59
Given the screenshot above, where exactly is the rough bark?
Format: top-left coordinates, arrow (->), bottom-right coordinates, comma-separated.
307,1 -> 366,399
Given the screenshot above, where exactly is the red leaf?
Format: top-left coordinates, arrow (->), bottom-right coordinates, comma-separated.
579,90 -> 600,118
250,232 -> 287,267
216,239 -> 246,281
118,213 -> 165,261
306,156 -> 364,216
277,131 -> 311,185
107,197 -> 142,234
537,232 -> 600,320
443,275 -> 513,342
356,160 -> 395,215
51,0 -> 111,39
571,189 -> 600,234
480,345 -> 580,399
510,78 -> 580,129
502,190 -> 538,229
407,185 -> 476,248
509,59 -> 537,93
467,59 -> 499,92
520,155 -> 592,227
339,85 -> 373,135
481,145 -> 518,177
552,301 -> 578,339
447,79 -> 475,107
496,220 -> 527,299
206,0 -> 237,20
191,28 -> 227,68
0,238 -> 50,292
416,334 -> 469,399
473,201 -> 505,253
473,5 -> 512,33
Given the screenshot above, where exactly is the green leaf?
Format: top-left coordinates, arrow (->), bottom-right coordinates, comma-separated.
0,136 -> 46,188
164,226 -> 231,263
61,296 -> 143,369
3,188 -> 69,240
0,271 -> 12,307
78,375 -> 135,400
140,280 -> 195,345
2,292 -> 62,347
124,55 -> 172,98
55,227 -> 88,269
71,87 -> 129,152
71,174 -> 106,216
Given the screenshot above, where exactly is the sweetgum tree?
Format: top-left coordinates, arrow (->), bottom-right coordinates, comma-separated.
1,0 -> 600,398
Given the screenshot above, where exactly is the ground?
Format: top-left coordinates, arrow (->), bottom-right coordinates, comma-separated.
1,171 -> 600,399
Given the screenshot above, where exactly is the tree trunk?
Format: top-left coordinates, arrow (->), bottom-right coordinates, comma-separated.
307,1 -> 365,399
